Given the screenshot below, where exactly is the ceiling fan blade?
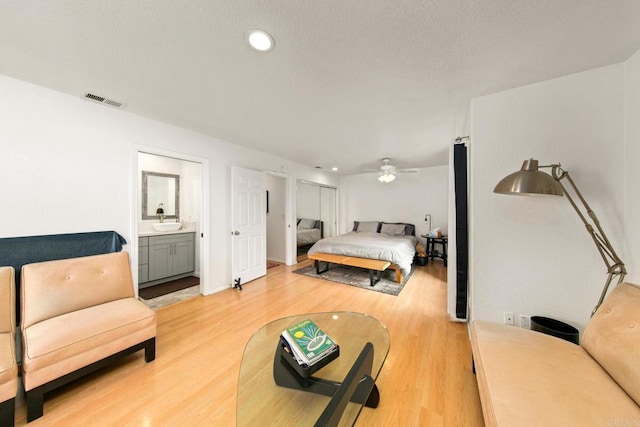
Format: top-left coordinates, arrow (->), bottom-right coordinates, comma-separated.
395,169 -> 419,173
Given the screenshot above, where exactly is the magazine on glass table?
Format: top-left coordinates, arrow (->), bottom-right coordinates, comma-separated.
280,319 -> 340,375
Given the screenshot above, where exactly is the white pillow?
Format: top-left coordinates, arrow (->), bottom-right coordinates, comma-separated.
380,223 -> 406,236
356,221 -> 380,233
298,218 -> 316,229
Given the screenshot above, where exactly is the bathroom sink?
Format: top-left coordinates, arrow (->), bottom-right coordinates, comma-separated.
152,222 -> 183,232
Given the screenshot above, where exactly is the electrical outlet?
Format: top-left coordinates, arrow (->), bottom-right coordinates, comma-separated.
520,315 -> 531,329
504,312 -> 514,326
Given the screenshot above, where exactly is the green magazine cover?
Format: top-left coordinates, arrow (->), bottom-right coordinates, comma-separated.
282,319 -> 337,365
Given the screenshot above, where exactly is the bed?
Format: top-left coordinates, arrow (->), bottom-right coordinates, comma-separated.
297,218 -> 324,247
307,221 -> 418,282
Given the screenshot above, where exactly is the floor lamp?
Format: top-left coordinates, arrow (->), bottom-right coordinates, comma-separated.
494,159 -> 626,316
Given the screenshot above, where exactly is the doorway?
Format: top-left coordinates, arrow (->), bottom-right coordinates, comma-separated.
264,171 -> 296,267
266,174 -> 287,265
133,149 -> 209,299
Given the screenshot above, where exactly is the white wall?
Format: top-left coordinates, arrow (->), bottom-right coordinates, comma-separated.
470,63 -> 626,331
624,49 -> 640,283
0,73 -> 339,294
180,160 -> 203,226
339,166 -> 449,243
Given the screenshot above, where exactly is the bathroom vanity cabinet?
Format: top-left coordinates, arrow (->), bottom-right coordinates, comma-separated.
139,237 -> 149,283
138,232 -> 195,286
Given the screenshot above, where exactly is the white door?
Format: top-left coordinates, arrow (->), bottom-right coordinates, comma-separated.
231,166 -> 266,286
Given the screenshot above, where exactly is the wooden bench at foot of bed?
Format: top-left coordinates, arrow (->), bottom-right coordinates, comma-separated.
307,253 -> 402,285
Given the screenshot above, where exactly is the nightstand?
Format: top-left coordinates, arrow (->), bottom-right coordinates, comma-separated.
421,235 -> 448,267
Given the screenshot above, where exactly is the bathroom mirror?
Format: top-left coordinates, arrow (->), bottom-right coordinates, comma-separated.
142,171 -> 180,220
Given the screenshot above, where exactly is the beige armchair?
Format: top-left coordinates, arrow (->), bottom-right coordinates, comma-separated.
0,267 -> 17,427
21,252 -> 156,422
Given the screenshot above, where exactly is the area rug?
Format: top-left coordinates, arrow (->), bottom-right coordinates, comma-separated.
140,285 -> 200,310
293,264 -> 413,296
139,276 -> 199,299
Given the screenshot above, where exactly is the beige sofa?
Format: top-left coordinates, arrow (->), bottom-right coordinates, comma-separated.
0,267 -> 17,427
470,282 -> 640,426
21,252 -> 156,422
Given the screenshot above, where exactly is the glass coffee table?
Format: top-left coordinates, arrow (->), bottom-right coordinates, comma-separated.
237,312 -> 390,426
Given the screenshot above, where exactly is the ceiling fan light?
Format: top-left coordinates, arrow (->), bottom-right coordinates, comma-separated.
378,172 -> 396,183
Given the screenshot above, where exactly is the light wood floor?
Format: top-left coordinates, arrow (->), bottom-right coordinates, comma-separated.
14,260 -> 484,426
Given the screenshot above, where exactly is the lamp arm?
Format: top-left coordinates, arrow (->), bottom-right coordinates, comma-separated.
550,166 -> 626,316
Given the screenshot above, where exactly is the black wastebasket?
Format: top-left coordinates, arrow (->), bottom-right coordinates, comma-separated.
414,255 -> 427,266
531,316 -> 579,345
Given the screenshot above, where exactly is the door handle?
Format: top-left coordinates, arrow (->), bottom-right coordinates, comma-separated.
233,231 -> 240,235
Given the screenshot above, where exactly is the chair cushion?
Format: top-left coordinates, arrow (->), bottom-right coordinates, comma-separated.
21,252 -> 134,328
22,298 -> 155,390
0,333 -> 17,402
0,267 -> 14,334
582,283 -> 640,406
471,320 -> 640,426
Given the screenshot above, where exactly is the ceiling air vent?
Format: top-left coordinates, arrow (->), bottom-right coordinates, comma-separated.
83,93 -> 124,109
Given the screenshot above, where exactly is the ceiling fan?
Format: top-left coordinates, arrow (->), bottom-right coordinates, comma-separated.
368,158 -> 418,183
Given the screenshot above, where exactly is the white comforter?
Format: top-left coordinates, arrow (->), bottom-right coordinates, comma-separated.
297,228 -> 321,245
307,231 -> 418,276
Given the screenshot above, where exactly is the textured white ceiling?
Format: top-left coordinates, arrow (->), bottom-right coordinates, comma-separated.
1,1 -> 640,174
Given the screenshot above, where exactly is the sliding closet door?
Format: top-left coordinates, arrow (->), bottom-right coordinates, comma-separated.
320,186 -> 336,238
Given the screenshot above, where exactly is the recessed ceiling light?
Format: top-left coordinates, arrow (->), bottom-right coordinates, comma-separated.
332,167 -> 338,171
246,29 -> 275,52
